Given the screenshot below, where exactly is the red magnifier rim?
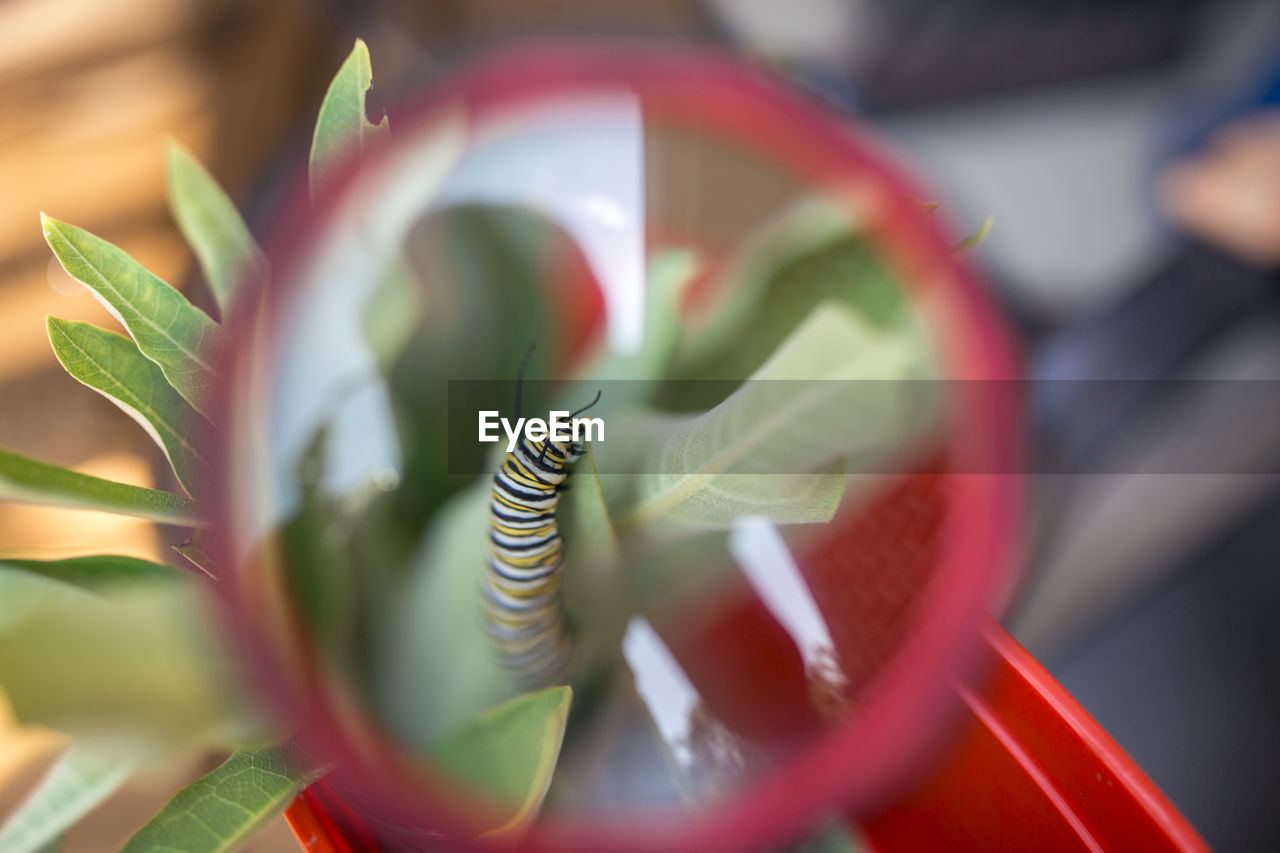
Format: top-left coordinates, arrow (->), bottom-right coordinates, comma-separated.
206,39 -> 1023,853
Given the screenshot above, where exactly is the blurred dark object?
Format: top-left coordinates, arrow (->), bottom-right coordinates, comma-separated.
1007,56 -> 1280,846
367,0 -> 713,54
857,0 -> 1201,111
1015,237 -> 1280,652
1052,478 -> 1280,853
1014,28 -> 1280,652
1159,39 -> 1280,171
1033,243 -> 1278,470
709,0 -> 1204,112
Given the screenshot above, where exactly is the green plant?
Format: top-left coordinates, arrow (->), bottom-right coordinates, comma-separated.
0,39 -> 577,853
0,37 -> 990,852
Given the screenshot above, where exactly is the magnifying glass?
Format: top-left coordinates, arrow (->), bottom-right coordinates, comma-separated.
212,40 -> 1021,853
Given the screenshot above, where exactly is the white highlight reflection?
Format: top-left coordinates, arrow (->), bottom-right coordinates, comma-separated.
622,617 -> 699,768
728,515 -> 841,680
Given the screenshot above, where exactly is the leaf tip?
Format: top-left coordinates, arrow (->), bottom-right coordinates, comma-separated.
164,138 -> 204,173
45,316 -> 66,355
40,213 -> 77,251
163,138 -> 183,169
954,215 -> 994,253
44,316 -> 88,350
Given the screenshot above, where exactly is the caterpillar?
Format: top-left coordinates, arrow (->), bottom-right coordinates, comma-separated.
482,353 -> 599,685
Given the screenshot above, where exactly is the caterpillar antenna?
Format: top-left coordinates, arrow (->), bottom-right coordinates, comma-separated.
569,389 -> 603,419
513,343 -> 537,419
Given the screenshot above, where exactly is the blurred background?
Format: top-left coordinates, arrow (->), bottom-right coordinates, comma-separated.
1,0 -> 1278,850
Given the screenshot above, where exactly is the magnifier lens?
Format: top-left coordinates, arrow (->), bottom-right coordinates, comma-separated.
220,44 -> 1019,852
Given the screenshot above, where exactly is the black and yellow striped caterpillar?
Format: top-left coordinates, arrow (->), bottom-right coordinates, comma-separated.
481,353 -> 599,685
483,433 -> 583,684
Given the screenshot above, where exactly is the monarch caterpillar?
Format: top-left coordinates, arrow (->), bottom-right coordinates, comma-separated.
482,349 -> 599,685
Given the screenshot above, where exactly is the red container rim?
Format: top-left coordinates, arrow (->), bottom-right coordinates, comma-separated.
208,39 -> 1024,853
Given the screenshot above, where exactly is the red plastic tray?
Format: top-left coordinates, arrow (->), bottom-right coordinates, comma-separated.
285,619 -> 1207,852
862,620 -> 1208,853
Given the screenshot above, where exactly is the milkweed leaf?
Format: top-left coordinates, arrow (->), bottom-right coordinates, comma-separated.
41,215 -> 224,418
560,444 -> 627,670
431,686 -> 573,838
309,38 -> 389,197
0,447 -> 199,526
47,318 -> 210,495
618,301 -> 932,533
374,483 -> 507,748
0,555 -> 179,589
165,141 -> 265,318
120,745 -> 311,853
0,569 -> 239,758
0,743 -> 132,853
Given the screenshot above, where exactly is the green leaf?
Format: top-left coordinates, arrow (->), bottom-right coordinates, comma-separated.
561,445 -> 622,574
431,686 -> 573,837
165,141 -> 266,318
120,745 -> 308,853
46,318 -> 211,495
0,743 -> 132,853
381,205 -> 557,537
41,214 -> 224,419
0,447 -> 199,526
373,482 -> 511,749
0,568 -> 243,759
617,301 -> 928,533
674,196 -> 862,373
0,555 -> 179,588
559,445 -> 627,669
663,200 -> 914,398
309,38 -> 389,196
